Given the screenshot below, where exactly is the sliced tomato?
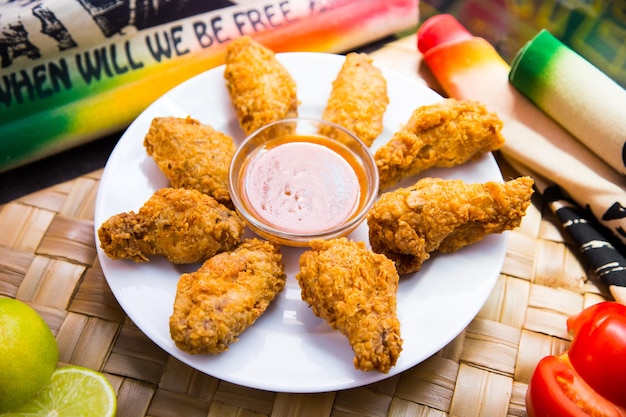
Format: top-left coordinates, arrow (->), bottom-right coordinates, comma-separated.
526,354 -> 626,417
567,302 -> 626,409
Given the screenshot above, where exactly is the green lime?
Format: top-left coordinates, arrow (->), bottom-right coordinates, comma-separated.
0,298 -> 59,412
1,365 -> 117,417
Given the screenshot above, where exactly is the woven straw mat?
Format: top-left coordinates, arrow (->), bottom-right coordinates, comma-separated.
0,35 -> 615,417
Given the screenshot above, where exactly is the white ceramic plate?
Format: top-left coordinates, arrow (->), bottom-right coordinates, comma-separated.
95,52 -> 506,393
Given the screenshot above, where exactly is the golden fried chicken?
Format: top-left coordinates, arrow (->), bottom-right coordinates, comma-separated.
143,116 -> 236,207
169,238 -> 286,354
367,176 -> 534,274
320,52 -> 388,146
296,238 -> 402,373
98,188 -> 244,264
375,99 -> 506,190
224,36 -> 298,136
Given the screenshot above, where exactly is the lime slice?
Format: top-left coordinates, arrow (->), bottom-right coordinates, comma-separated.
1,366 -> 116,417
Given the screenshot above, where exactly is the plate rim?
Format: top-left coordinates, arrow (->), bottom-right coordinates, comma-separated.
94,51 -> 506,393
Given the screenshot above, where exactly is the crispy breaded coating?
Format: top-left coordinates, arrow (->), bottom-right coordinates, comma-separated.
169,238 -> 286,354
320,53 -> 389,146
367,177 -> 534,274
296,238 -> 402,373
375,99 -> 506,190
224,36 -> 298,135
98,188 -> 244,264
143,116 -> 236,207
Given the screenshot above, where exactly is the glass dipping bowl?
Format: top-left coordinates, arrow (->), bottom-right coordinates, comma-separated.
229,118 -> 379,247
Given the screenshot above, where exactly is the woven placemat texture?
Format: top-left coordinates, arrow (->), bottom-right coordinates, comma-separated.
0,35 -> 615,417
0,160 -> 613,417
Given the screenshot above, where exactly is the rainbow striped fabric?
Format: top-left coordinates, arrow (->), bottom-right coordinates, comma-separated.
0,0 -> 418,172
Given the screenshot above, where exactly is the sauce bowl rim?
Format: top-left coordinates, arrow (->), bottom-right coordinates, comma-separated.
228,117 -> 380,246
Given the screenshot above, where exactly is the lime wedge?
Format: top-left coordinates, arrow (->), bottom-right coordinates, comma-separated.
1,366 -> 116,417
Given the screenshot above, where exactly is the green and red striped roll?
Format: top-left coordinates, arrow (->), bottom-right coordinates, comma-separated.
0,0 -> 418,172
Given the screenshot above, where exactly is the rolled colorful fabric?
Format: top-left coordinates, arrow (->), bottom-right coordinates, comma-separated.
509,30 -> 626,176
0,0 -> 419,173
417,14 -> 626,302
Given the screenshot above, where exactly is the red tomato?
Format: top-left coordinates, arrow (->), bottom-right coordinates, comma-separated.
567,302 -> 626,409
526,354 -> 626,417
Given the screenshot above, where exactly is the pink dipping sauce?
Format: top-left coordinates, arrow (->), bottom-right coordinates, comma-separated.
241,137 -> 364,234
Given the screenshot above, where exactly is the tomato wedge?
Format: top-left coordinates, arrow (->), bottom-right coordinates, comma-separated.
566,302 -> 626,409
526,354 -> 626,417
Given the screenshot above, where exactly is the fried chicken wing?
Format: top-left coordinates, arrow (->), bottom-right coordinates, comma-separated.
143,116 -> 236,207
98,188 -> 244,264
169,238 -> 286,354
320,53 -> 388,146
224,36 -> 298,136
296,238 -> 402,373
375,99 -> 506,190
367,176 -> 534,274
